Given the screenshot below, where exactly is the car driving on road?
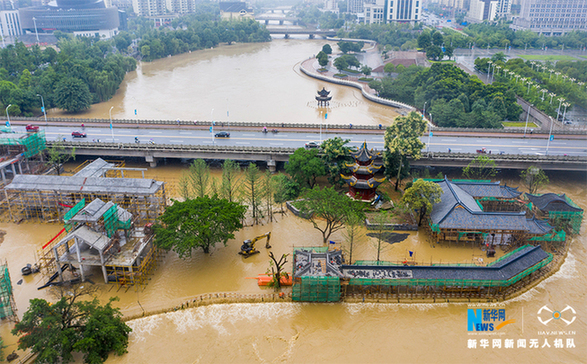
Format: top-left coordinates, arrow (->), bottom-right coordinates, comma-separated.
71,131 -> 87,138
215,131 -> 230,138
26,124 -> 39,132
305,141 -> 321,148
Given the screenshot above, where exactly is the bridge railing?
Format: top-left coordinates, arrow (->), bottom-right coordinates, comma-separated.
49,141 -> 587,164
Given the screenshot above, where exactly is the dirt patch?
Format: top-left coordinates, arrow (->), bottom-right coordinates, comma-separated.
366,232 -> 410,245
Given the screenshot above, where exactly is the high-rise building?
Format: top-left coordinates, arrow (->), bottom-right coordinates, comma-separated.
0,10 -> 22,38
511,0 -> 587,35
348,0 -> 365,14
495,0 -> 512,18
364,0 -> 422,23
132,0 -> 165,16
467,0 -> 498,21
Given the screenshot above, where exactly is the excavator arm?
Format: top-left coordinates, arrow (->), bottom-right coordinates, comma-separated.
239,232 -> 271,258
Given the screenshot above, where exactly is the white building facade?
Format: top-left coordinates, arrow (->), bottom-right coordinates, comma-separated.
364,0 -> 422,24
511,0 -> 587,35
0,10 -> 22,39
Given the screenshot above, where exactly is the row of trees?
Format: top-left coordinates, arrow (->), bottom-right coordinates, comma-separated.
369,63 -> 522,128
136,17 -> 271,62
475,57 -> 587,116
0,39 -> 136,114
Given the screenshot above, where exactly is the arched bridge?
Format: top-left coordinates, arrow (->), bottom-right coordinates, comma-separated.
267,28 -> 339,39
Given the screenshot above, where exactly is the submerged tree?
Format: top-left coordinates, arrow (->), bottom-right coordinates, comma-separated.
297,186 -> 365,245
342,211 -> 366,264
12,285 -> 131,364
463,155 -> 497,180
267,252 -> 289,291
241,163 -> 263,225
285,148 -> 326,189
189,159 -> 210,198
520,165 -> 549,194
46,141 -> 75,176
153,196 -> 246,255
272,174 -> 300,213
320,136 -> 352,186
220,159 -> 241,203
401,179 -> 443,226
384,111 -> 427,190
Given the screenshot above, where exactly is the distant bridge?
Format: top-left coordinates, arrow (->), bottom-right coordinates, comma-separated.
52,142 -> 587,171
255,16 -> 299,25
266,28 -> 338,39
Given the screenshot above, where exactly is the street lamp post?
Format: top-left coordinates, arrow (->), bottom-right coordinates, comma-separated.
109,106 -> 114,143
33,17 -> 39,45
37,94 -> 47,126
546,117 -> 554,155
5,104 -> 11,130
556,97 -> 564,121
562,103 -> 570,124
423,101 -> 427,119
524,104 -> 532,138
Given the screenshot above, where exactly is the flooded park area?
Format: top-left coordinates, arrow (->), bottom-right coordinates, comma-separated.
0,158 -> 585,363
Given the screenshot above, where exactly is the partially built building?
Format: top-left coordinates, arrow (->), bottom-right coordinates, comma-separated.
1,158 -> 166,224
0,130 -> 46,186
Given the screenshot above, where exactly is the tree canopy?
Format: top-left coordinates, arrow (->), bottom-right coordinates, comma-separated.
463,155 -> 498,180
296,186 -> 365,245
384,111 -> 427,189
154,196 -> 246,256
320,136 -> 352,186
520,166 -> 549,194
401,179 -> 443,226
12,291 -> 130,364
285,148 -> 326,189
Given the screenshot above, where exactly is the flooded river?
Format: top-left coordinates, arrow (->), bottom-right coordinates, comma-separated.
0,160 -> 585,363
49,39 -> 400,126
0,38 -> 585,363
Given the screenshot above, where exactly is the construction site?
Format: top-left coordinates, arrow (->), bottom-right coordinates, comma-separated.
0,130 -> 46,187
0,157 -> 169,291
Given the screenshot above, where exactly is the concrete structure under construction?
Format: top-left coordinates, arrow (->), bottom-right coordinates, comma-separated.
1,158 -> 166,224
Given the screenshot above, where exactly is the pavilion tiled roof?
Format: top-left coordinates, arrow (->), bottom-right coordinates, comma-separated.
350,141 -> 380,162
526,193 -> 583,212
452,180 -> 522,198
430,178 -> 552,234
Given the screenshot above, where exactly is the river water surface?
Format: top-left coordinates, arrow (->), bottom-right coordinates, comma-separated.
50,39 -> 399,126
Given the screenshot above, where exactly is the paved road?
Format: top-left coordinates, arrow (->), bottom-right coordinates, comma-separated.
36,125 -> 587,156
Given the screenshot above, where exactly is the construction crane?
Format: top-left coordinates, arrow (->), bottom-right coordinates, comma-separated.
238,232 -> 271,258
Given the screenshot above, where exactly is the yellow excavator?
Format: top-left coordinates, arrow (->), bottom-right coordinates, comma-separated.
239,232 -> 271,258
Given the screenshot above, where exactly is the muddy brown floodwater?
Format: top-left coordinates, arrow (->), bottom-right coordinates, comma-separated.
0,159 -> 585,364
48,39 -> 400,126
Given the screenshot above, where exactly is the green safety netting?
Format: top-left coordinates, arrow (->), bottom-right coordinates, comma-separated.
103,204 -> 132,238
457,231 -> 488,241
530,229 -> 566,242
64,198 -> 86,232
21,130 -> 46,157
429,222 -> 440,233
0,263 -> 15,319
293,246 -> 328,253
292,276 -> 340,302
451,179 -> 492,183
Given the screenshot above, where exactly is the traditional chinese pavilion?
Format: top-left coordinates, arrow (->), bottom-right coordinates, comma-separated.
341,142 -> 385,201
316,87 -> 332,106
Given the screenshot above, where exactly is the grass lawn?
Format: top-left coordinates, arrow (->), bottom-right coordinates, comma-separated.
518,55 -> 579,61
580,56 -> 587,59
503,121 -> 539,127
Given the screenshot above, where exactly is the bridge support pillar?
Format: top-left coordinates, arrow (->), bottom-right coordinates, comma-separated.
268,160 -> 276,173
145,155 -> 158,168
279,20 -> 283,25
265,20 -> 268,25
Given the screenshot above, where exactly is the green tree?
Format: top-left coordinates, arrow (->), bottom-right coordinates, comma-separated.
285,148 -> 326,189
12,287 -> 130,364
333,56 -> 348,72
520,166 -> 549,194
320,136 -> 352,186
154,196 -> 246,256
401,179 -> 443,226
297,186 -> 365,244
426,45 -> 442,61
463,155 -> 498,180
317,51 -> 329,67
272,174 -> 300,212
242,163 -> 263,225
384,111 -> 427,190
383,62 -> 395,74
188,159 -> 210,198
54,78 -> 91,112
432,31 -> 444,46
266,252 -> 289,290
417,32 -> 431,49
46,141 -> 75,176
322,44 -> 332,54
220,159 -> 241,203
361,65 -> 372,76
342,210 -> 365,264
369,211 -> 390,262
